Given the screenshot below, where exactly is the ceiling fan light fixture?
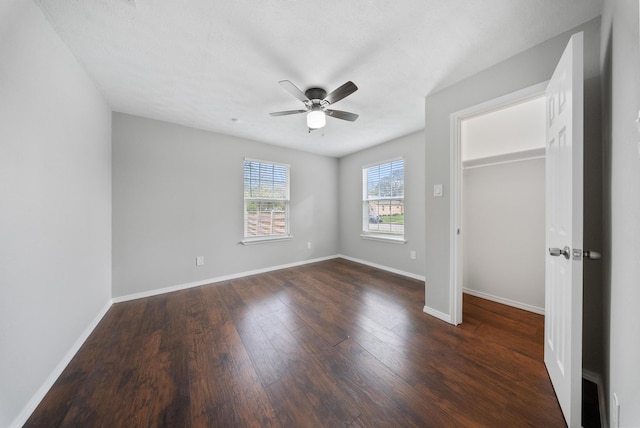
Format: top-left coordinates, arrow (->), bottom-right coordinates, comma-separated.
307,110 -> 326,129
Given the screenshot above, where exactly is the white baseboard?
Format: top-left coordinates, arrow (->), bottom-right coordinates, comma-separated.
422,305 -> 451,323
337,254 -> 425,282
114,255 -> 426,304
583,369 -> 608,428
112,255 -> 341,303
10,299 -> 113,428
463,288 -> 544,315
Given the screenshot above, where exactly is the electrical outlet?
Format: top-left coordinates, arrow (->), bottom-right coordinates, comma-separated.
196,256 -> 204,266
306,242 -> 312,249
410,250 -> 417,260
613,393 -> 620,428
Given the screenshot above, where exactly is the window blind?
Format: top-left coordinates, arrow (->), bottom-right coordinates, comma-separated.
243,159 -> 290,239
363,159 -> 405,236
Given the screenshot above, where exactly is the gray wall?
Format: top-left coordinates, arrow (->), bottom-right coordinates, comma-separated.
424,17 -> 603,371
0,2 -> 112,427
338,131 -> 425,279
601,0 -> 640,426
462,156 -> 545,312
112,113 -> 339,298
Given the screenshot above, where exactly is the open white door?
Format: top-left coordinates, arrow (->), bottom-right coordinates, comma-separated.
545,32 -> 583,428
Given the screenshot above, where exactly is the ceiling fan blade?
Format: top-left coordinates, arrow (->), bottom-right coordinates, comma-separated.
325,81 -> 358,105
269,110 -> 307,117
278,80 -> 309,104
326,109 -> 359,122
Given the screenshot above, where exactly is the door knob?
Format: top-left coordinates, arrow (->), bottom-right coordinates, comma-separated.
583,250 -> 601,260
549,246 -> 570,259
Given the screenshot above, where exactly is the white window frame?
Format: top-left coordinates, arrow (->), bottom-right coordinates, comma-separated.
361,158 -> 406,244
242,158 -> 292,245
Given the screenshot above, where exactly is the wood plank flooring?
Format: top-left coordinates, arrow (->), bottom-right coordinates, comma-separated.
25,258 -> 565,427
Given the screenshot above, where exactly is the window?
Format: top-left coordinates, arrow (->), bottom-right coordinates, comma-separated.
243,159 -> 290,243
362,159 -> 405,240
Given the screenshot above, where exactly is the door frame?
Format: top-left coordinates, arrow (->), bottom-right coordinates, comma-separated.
448,81 -> 549,325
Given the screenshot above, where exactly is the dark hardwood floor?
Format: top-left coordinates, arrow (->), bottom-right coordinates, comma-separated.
26,258 -> 565,427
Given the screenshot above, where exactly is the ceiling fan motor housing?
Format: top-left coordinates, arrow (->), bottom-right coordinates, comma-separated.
305,87 -> 327,102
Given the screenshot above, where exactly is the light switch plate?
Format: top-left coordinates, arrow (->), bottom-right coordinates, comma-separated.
433,184 -> 443,197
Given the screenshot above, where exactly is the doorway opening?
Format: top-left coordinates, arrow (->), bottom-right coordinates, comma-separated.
461,96 -> 546,315
449,82 -> 547,325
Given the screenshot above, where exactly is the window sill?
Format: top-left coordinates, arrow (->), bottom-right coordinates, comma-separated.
241,235 -> 293,246
360,234 -> 407,244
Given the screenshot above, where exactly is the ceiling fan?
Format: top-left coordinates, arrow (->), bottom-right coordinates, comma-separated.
269,80 -> 359,131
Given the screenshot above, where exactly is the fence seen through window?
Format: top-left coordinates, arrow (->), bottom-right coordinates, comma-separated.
244,159 -> 290,238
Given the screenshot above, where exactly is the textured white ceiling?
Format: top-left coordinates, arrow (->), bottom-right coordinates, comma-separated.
34,0 -> 601,157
